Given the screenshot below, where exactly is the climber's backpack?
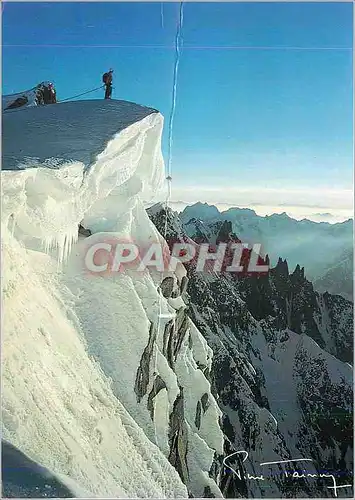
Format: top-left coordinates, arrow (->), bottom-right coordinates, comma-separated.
102,72 -> 109,84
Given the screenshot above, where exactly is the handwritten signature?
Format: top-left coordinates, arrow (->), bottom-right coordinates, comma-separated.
223,450 -> 353,498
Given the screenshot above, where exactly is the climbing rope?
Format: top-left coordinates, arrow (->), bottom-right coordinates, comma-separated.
153,1 -> 184,444
160,2 -> 164,29
58,85 -> 105,102
166,2 -> 184,183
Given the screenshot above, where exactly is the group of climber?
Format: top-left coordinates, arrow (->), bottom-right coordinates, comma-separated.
35,71 -> 113,104
6,70 -> 114,112
36,82 -> 57,105
5,82 -> 56,110
34,71 -> 113,104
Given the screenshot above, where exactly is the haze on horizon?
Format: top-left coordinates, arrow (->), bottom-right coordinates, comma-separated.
156,184 -> 354,224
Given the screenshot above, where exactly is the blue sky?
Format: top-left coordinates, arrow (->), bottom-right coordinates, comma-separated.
2,2 -> 353,221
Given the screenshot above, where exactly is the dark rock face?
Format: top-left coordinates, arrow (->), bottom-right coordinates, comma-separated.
148,205 -> 354,499
5,96 -> 29,110
215,220 -> 235,245
201,392 -> 209,412
133,274 -> 216,496
78,223 -> 92,237
162,307 -> 190,370
180,276 -> 189,296
195,401 -> 202,429
218,439 -> 249,498
194,393 -> 210,431
134,322 -> 157,402
203,485 -> 216,498
236,259 -> 352,363
321,292 -> 353,363
168,390 -> 189,485
147,375 -> 167,420
160,276 -> 174,298
294,347 -> 353,476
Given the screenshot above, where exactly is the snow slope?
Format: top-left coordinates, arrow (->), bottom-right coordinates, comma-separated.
2,100 -> 223,497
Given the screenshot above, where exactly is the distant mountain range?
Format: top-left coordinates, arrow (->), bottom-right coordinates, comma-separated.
179,202 -> 353,301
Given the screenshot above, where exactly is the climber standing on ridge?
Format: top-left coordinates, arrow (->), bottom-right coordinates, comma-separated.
102,69 -> 113,99
48,83 -> 57,103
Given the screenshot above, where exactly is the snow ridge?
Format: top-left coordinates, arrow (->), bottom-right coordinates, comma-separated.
2,100 -> 224,497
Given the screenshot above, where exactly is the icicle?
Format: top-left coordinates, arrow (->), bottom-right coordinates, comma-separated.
56,224 -> 78,265
44,233 -> 54,256
42,223 -> 78,268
